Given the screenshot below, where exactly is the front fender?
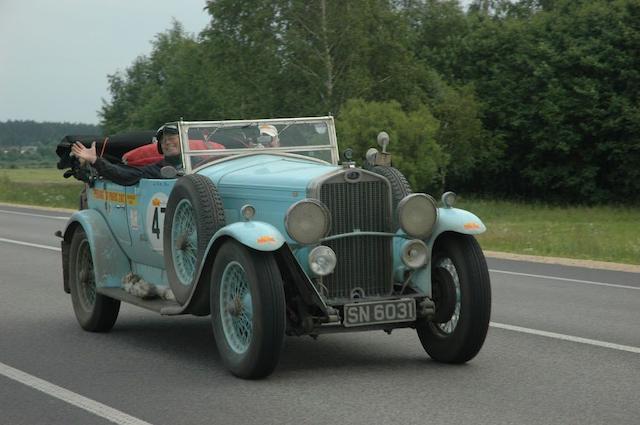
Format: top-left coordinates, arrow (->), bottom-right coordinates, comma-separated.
63,210 -> 130,288
431,207 -> 486,239
182,221 -> 288,316
209,221 -> 286,252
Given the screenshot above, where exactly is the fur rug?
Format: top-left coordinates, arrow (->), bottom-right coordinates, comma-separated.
122,272 -> 175,301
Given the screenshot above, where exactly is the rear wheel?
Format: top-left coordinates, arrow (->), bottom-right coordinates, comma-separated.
417,233 -> 491,363
69,228 -> 120,332
210,240 -> 286,379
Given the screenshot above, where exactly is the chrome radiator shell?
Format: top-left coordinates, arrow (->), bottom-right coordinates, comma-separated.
308,169 -> 393,300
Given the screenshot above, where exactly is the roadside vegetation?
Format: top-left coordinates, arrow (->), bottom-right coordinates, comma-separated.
1,168 -> 638,265
458,198 -> 640,265
0,169 -> 81,209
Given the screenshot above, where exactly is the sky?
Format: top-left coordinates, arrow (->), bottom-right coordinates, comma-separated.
0,0 -> 211,125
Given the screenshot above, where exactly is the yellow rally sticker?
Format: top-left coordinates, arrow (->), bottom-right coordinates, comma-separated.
464,222 -> 481,230
257,235 -> 277,244
92,189 -> 138,206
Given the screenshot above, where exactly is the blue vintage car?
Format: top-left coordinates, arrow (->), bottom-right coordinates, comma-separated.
57,116 -> 491,379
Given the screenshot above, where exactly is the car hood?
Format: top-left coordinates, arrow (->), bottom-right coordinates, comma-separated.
197,154 -> 338,191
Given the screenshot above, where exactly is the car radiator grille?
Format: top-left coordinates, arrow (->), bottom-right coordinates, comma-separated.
319,177 -> 393,300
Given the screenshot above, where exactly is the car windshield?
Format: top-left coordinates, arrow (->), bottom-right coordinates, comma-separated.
173,117 -> 338,172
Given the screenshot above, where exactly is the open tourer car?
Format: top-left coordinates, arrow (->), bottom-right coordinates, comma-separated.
56,116 -> 491,379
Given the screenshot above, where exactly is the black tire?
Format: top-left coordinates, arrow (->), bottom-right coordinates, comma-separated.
69,228 -> 120,332
164,174 -> 225,304
417,233 -> 491,363
372,166 -> 412,227
210,240 -> 286,379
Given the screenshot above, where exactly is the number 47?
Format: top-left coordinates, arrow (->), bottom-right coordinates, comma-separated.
151,207 -> 166,239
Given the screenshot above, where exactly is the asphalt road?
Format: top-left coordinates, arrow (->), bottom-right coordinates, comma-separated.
1,204 -> 638,425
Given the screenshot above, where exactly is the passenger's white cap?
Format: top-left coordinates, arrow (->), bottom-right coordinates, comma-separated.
259,124 -> 278,137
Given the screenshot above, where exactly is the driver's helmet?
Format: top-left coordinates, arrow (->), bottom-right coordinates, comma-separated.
156,124 -> 179,154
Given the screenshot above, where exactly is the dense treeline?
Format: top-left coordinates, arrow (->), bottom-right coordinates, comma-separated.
0,120 -> 102,167
100,0 -> 640,204
0,120 -> 101,147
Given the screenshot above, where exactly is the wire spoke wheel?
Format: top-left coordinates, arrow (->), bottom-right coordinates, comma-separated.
76,239 -> 97,311
69,228 -> 120,332
171,199 -> 198,286
219,261 -> 253,354
164,174 -> 226,306
416,233 -> 491,363
432,258 -> 461,335
210,240 -> 285,379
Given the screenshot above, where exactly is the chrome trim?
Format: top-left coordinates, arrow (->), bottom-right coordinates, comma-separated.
175,116 -> 339,174
285,198 -> 332,245
397,193 -> 439,239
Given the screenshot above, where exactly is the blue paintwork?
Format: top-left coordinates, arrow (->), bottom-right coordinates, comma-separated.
73,148 -> 486,308
198,154 -> 338,240
64,209 -> 130,288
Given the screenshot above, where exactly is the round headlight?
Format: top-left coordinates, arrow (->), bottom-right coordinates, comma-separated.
285,199 -> 331,244
308,245 -> 337,276
397,194 -> 438,239
401,239 -> 429,269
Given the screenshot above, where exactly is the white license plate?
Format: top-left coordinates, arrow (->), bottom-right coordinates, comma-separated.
343,298 -> 416,328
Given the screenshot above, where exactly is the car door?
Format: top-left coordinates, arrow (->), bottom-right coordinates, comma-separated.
90,180 -> 132,248
127,178 -> 177,268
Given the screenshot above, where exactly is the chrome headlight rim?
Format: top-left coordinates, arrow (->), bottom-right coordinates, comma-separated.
308,245 -> 337,276
285,198 -> 331,245
397,193 -> 438,239
401,239 -> 430,269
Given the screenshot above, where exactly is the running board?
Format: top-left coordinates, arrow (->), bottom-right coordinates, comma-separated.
97,287 -> 187,316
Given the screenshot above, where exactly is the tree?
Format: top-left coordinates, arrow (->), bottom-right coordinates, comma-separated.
337,98 -> 444,192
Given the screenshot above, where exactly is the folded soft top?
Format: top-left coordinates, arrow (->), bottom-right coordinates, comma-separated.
56,131 -> 155,170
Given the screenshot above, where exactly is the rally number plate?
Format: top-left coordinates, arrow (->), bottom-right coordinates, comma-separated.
343,298 -> 416,328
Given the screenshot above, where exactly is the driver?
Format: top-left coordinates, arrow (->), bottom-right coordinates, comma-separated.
258,124 -> 280,148
71,125 -> 182,186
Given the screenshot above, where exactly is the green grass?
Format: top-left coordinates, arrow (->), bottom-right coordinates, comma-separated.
1,168 -> 638,264
457,198 -> 640,265
0,168 -> 72,184
0,168 -> 82,209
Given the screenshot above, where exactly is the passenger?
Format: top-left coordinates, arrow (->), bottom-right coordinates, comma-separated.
258,124 -> 280,148
71,125 -> 182,186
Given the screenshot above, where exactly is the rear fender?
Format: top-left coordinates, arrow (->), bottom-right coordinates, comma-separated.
62,210 -> 130,289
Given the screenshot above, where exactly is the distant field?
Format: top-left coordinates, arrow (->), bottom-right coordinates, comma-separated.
1,168 -> 72,184
0,168 -> 82,209
1,168 -> 638,265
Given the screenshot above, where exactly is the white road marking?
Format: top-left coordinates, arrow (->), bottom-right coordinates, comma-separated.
0,237 -> 60,251
491,322 -> 640,354
0,208 -> 69,220
490,269 -> 639,290
0,361 -> 154,425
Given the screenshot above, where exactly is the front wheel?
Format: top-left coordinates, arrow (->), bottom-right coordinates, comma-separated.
416,233 -> 491,363
69,228 -> 120,332
210,240 -> 286,379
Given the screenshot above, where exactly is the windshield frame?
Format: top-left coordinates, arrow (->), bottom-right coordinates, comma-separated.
169,116 -> 338,174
